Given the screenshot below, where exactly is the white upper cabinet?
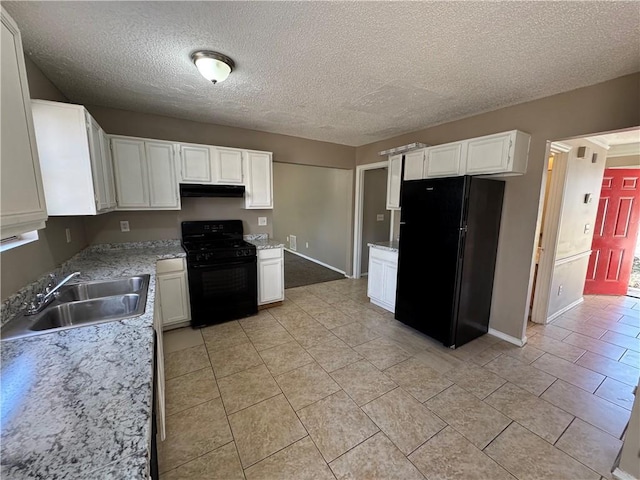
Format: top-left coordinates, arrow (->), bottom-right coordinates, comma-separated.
99,129 -> 117,209
180,144 -> 212,183
425,142 -> 465,178
111,137 -> 149,208
244,151 -> 273,209
386,154 -> 402,210
146,141 -> 179,208
400,130 -> 530,182
31,100 -> 115,216
1,8 -> 48,238
403,149 -> 426,180
465,130 -> 530,176
111,136 -> 180,210
214,147 -> 244,184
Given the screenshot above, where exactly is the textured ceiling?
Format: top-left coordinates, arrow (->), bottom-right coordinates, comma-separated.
5,1 -> 640,146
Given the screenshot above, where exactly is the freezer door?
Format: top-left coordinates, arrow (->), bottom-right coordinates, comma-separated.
395,177 -> 467,345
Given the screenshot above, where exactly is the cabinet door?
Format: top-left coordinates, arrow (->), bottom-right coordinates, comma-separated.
425,143 -> 464,178
258,257 -> 284,304
87,114 -> 109,212
111,137 -> 150,208
367,257 -> 384,302
158,271 -> 191,325
381,261 -> 398,308
0,10 -> 48,238
244,151 -> 273,209
146,142 -> 179,209
403,150 -> 425,180
153,286 -> 166,441
99,128 -> 117,209
465,132 -> 512,175
386,154 -> 402,210
214,147 -> 244,184
180,144 -> 212,183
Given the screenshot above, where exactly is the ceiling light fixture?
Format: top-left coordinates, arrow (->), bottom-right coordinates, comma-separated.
191,50 -> 235,84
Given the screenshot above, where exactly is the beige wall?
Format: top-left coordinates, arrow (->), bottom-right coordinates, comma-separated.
1,58 -> 89,301
272,162 -> 353,273
606,153 -> 640,168
361,168 -> 390,274
547,139 -> 608,318
84,198 -> 272,244
356,73 -> 640,341
617,390 -> 640,478
87,106 -> 355,169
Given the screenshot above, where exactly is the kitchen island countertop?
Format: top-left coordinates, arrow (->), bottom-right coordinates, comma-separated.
0,241 -> 185,479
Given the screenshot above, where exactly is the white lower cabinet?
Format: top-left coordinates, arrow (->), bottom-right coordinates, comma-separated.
156,258 -> 191,328
153,284 -> 166,441
258,247 -> 284,305
367,246 -> 398,313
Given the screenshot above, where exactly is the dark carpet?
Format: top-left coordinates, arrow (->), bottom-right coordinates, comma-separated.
284,250 -> 345,289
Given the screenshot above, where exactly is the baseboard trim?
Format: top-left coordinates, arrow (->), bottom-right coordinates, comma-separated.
284,248 -> 347,276
369,297 -> 394,314
612,468 -> 638,480
488,328 -> 527,347
163,320 -> 191,332
546,297 -> 584,323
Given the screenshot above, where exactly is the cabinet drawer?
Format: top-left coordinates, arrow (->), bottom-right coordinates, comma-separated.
156,257 -> 186,274
369,246 -> 398,264
258,247 -> 282,260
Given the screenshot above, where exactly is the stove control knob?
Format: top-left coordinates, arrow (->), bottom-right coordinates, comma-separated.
236,250 -> 242,257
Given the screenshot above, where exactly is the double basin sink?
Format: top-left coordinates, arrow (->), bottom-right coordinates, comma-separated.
1,275 -> 150,341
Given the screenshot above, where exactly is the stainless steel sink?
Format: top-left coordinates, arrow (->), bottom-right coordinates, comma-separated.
1,275 -> 150,341
55,276 -> 147,302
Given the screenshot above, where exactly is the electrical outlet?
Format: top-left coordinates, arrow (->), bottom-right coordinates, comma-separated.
120,221 -> 130,232
305,242 -> 309,249
65,228 -> 71,243
258,216 -> 267,226
286,236 -> 289,242
584,224 -> 591,234
558,285 -> 563,296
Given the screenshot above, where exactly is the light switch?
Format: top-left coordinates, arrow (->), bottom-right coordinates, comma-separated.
584,193 -> 592,204
376,214 -> 385,222
584,224 -> 591,233
258,217 -> 267,226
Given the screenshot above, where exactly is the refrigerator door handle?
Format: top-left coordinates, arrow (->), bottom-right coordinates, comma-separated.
400,222 -> 406,225
459,225 -> 468,232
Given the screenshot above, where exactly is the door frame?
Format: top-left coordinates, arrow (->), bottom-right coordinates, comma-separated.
530,141 -> 572,324
352,161 -> 394,279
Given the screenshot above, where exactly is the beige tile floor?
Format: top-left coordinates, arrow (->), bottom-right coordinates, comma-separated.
159,278 -> 639,480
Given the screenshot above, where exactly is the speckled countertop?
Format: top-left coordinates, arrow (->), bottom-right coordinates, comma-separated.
0,240 -> 185,479
367,241 -> 399,252
244,234 -> 285,250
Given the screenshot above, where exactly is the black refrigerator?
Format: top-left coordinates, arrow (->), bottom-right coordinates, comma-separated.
395,176 -> 504,348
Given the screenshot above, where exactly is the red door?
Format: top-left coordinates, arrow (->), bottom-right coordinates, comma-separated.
584,169 -> 640,295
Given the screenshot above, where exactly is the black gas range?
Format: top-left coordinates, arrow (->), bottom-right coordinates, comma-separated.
181,220 -> 257,328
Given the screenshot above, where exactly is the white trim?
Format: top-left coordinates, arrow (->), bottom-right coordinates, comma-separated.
284,248 -> 347,276
0,230 -> 39,252
162,320 -> 191,331
488,328 -> 527,347
612,467 -> 637,480
585,137 -> 611,150
531,148 -> 571,324
547,297 -> 584,323
370,297 -> 394,313
378,142 -> 428,156
352,160 -> 389,279
608,142 -> 640,158
554,250 -> 592,266
550,141 -> 572,153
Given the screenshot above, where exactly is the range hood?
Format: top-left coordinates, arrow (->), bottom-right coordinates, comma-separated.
180,184 -> 245,198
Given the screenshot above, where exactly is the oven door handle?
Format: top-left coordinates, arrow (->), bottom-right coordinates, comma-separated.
188,259 -> 256,269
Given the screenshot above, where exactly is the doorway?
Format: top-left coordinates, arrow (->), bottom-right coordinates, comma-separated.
530,128 -> 640,324
352,161 -> 394,278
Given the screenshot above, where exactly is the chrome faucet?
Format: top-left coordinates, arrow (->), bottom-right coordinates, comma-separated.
25,272 -> 81,315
